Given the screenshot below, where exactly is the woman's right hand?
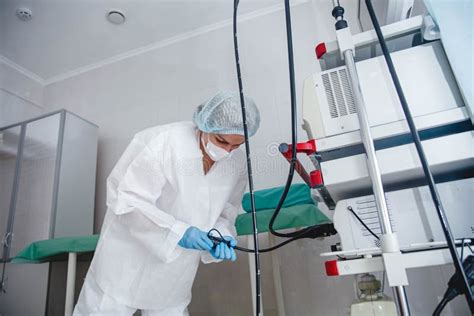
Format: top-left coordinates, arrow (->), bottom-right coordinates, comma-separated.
178,226 -> 214,251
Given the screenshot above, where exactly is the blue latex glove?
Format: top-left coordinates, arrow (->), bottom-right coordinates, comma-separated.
210,236 -> 237,261
178,227 -> 213,251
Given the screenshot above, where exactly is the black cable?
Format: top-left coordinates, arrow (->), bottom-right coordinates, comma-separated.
232,1 -> 261,314
433,255 -> 474,315
433,297 -> 449,316
208,224 -> 336,254
268,0 -> 316,239
209,228 -> 296,253
347,206 -> 379,240
365,1 -> 473,310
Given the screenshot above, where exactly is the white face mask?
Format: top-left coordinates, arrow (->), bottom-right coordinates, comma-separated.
202,133 -> 231,161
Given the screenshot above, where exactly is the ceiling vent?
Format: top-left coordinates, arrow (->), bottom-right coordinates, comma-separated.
107,10 -> 126,25
16,7 -> 33,21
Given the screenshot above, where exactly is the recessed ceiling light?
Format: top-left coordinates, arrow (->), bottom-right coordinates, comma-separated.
107,10 -> 125,25
16,7 -> 33,21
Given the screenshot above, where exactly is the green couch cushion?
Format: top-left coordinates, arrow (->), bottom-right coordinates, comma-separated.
12,235 -> 99,263
235,204 -> 330,236
241,183 -> 314,213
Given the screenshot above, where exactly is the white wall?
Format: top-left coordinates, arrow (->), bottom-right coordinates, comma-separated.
42,1 -> 469,315
43,2 -> 324,231
0,58 -> 43,126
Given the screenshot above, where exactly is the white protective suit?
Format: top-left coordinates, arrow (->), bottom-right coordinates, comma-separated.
74,121 -> 247,315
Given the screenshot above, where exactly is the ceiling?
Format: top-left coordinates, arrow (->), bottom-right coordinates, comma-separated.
0,0 -> 426,82
0,0 -> 284,81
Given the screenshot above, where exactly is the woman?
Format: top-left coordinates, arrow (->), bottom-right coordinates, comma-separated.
74,91 -> 260,315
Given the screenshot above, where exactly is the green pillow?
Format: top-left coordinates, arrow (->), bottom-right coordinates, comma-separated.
12,235 -> 99,263
235,204 -> 330,236
241,183 -> 314,213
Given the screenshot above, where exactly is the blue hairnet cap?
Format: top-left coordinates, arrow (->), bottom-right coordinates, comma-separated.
193,91 -> 261,137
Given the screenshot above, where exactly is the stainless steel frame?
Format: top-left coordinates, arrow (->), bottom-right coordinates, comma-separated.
344,49 -> 411,315
49,111 -> 66,238
0,109 -> 98,314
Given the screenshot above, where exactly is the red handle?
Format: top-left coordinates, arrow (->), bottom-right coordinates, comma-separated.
281,139 -> 317,159
280,153 -> 313,186
279,139 -> 323,189
310,170 -> 324,188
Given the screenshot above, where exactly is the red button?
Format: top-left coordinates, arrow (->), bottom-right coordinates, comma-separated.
325,260 -> 339,276
315,43 -> 327,59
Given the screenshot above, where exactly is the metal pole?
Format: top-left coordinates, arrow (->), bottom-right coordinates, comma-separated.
394,285 -> 411,316
64,252 -> 77,316
343,50 -> 392,235
343,49 -> 411,316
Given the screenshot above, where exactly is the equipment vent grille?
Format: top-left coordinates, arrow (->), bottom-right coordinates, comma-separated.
322,73 -> 338,118
339,69 -> 356,114
322,68 -> 356,118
